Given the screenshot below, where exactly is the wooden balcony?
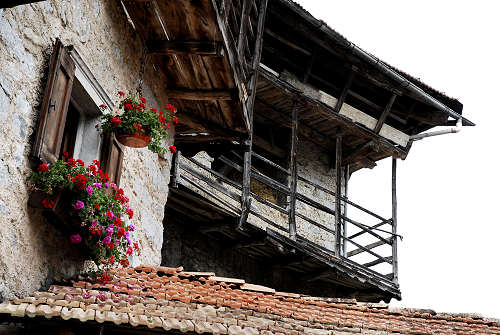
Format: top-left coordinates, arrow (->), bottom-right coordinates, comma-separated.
165,151 -> 401,302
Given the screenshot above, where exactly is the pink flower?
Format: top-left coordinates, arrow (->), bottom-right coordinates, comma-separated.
70,234 -> 82,244
73,200 -> 85,210
86,185 -> 93,196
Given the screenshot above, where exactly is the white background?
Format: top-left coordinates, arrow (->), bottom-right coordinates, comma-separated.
294,0 -> 500,318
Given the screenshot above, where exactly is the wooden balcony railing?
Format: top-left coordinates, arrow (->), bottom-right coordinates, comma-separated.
170,150 -> 401,285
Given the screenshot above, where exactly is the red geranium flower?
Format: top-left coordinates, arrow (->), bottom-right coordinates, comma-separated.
42,198 -> 54,209
169,145 -> 177,154
67,158 -> 77,167
118,91 -> 125,96
37,163 -> 49,172
140,97 -> 146,104
76,159 -> 85,167
126,208 -> 134,219
173,116 -> 178,125
111,116 -> 122,126
166,104 -> 175,114
99,104 -> 107,109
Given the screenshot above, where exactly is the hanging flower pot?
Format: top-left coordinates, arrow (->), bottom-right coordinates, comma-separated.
116,132 -> 152,148
97,91 -> 179,154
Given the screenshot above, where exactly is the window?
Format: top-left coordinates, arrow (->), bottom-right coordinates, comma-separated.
32,39 -> 123,186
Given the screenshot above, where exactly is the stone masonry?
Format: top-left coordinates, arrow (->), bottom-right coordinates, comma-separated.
0,1 -> 174,301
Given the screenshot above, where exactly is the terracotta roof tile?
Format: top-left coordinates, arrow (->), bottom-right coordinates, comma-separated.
0,265 -> 499,335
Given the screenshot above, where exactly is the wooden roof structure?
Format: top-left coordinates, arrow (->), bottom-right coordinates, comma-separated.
119,0 -> 471,171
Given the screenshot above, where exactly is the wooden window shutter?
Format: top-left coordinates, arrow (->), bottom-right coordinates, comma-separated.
100,134 -> 124,187
32,39 -> 76,164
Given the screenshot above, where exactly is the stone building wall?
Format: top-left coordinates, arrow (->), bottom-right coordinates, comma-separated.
0,1 -> 173,301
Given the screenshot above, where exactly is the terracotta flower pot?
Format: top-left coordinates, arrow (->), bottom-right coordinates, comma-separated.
116,132 -> 152,148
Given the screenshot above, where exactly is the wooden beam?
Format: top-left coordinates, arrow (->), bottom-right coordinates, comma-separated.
334,136 -> 343,256
342,141 -> 376,166
347,240 -> 386,257
374,94 -> 397,134
175,111 -> 244,138
146,40 -> 223,56
335,71 -> 354,113
363,256 -> 392,268
237,0 -> 252,61
171,151 -> 180,188
288,100 -> 298,240
303,46 -> 317,83
253,134 -> 286,158
391,157 -> 399,284
165,89 -> 237,101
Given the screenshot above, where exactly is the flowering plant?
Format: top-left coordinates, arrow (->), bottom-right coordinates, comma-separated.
98,91 -> 178,155
27,155 -> 140,269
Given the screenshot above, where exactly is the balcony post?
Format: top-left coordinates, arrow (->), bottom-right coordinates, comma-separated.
342,164 -> 349,257
171,150 -> 181,188
238,137 -> 252,230
392,157 -> 399,283
334,136 -> 343,256
288,100 -> 298,240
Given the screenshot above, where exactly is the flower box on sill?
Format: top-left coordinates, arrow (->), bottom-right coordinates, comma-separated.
28,189 -> 74,234
26,158 -> 140,268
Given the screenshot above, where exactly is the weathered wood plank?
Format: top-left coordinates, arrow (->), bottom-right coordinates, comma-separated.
363,256 -> 393,268
288,100 -> 299,240
146,40 -> 223,56
347,240 -> 386,257
165,89 -> 237,100
374,94 -> 397,134
171,151 -> 180,188
335,71 -> 354,113
392,157 -> 399,284
334,136 -> 342,256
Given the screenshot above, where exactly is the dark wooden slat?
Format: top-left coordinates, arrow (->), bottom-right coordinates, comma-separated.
171,151 -> 180,188
347,240 -> 386,257
363,256 -> 393,268
250,192 -> 287,214
251,152 -> 289,174
296,193 -> 335,216
180,161 -> 241,202
335,71 -> 354,113
238,138 -> 252,229
374,94 -> 397,134
165,89 -> 237,100
348,219 -> 392,240
184,156 -> 243,190
180,174 -> 241,215
342,216 -> 391,245
334,136 -> 343,256
392,157 -> 399,284
146,40 -> 223,56
288,100 -> 299,240
218,155 -> 291,195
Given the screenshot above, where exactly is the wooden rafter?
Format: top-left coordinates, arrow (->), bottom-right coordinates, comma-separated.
146,40 -> 223,56
165,89 -> 237,101
374,94 -> 397,134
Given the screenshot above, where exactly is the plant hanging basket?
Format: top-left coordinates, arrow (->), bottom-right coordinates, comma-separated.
116,132 -> 152,148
